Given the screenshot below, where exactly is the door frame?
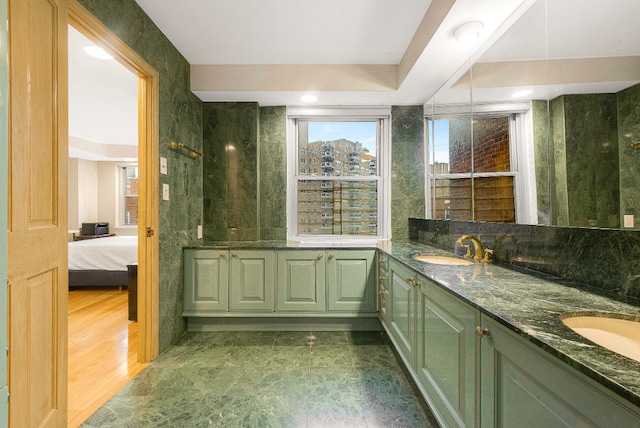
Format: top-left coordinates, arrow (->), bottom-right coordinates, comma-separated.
68,1 -> 159,362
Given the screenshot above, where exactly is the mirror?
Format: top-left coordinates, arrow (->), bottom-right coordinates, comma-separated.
426,0 -> 640,229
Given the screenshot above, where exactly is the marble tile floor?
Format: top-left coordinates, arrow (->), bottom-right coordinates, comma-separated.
82,330 -> 439,427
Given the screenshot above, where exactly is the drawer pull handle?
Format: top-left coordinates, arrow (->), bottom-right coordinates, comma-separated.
475,326 -> 491,337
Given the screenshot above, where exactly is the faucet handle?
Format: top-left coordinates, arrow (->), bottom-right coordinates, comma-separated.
463,244 -> 472,259
483,248 -> 493,264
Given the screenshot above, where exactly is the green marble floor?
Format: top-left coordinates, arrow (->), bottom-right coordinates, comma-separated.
82,331 -> 438,427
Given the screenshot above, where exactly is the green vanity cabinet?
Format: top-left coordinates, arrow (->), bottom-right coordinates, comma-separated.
183,249 -> 229,314
377,252 -> 390,323
229,250 -> 276,312
479,315 -> 640,427
276,250 -> 326,312
416,276 -> 479,428
387,259 -> 418,366
326,250 -> 376,313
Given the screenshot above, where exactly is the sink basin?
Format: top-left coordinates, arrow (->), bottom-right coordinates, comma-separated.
412,255 -> 473,266
561,314 -> 640,363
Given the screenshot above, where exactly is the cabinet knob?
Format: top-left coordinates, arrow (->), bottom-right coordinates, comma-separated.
219,253 -> 226,259
405,277 -> 413,283
378,276 -> 388,281
475,326 -> 491,337
328,253 -> 335,259
232,253 -> 237,258
378,290 -> 388,295
413,280 -> 421,288
378,258 -> 386,265
317,254 -> 323,260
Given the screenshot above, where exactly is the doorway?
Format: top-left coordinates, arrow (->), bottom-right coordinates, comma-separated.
67,0 -> 160,422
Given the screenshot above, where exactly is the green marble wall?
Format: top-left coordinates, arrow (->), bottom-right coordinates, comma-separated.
77,0 -> 204,352
391,106 -> 425,239
259,107 -> 287,240
617,83 -> 640,229
202,103 -> 260,241
550,96 -> 569,226
532,100 -> 551,225
549,94 -> 620,228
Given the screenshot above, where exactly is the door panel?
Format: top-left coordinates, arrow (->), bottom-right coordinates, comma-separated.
230,251 -> 275,312
7,0 -> 68,426
277,251 -> 325,312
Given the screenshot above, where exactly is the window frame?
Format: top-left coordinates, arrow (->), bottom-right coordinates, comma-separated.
424,102 -> 538,224
117,163 -> 139,228
286,106 -> 391,243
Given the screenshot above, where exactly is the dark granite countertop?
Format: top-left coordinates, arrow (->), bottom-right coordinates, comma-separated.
183,239 -> 640,407
183,240 -> 379,250
377,240 -> 640,408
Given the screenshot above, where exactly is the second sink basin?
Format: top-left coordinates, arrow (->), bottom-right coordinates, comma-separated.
561,313 -> 640,363
412,255 -> 473,266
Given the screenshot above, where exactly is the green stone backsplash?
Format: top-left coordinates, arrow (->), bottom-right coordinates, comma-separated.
77,0 -> 204,352
410,218 -> 640,300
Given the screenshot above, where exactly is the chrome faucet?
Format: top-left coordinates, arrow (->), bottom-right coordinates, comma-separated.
456,234 -> 492,262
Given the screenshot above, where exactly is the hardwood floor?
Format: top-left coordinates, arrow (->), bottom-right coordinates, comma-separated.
68,288 -> 148,428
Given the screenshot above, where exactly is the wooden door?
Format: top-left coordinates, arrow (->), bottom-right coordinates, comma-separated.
7,0 -> 69,426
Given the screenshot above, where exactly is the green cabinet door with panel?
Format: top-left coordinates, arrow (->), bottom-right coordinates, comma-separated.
326,250 -> 376,313
377,252 -> 390,324
229,250 -> 276,312
277,250 -> 326,312
479,315 -> 640,427
183,249 -> 229,315
416,276 -> 479,428
387,259 -> 418,366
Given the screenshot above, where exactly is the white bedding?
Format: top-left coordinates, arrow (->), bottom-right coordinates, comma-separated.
68,235 -> 137,271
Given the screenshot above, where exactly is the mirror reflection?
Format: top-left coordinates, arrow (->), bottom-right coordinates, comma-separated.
426,0 -> 640,229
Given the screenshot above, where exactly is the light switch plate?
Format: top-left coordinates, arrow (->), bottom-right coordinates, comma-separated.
624,214 -> 634,228
162,183 -> 169,201
160,157 -> 167,175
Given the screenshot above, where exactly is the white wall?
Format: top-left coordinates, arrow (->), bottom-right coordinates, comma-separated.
68,159 -> 137,236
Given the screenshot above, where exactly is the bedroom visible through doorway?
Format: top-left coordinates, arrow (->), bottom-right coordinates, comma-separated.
67,22 -> 141,426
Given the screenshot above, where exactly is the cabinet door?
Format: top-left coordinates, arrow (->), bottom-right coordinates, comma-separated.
388,259 -> 417,366
277,250 -> 326,312
326,250 -> 376,312
230,250 -> 275,312
416,278 -> 479,428
183,250 -> 229,314
378,253 -> 390,323
480,315 -> 640,427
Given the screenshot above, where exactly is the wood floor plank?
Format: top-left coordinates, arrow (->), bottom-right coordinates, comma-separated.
68,288 -> 148,428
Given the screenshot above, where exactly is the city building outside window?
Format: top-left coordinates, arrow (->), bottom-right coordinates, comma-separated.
287,107 -> 390,241
425,103 -> 537,224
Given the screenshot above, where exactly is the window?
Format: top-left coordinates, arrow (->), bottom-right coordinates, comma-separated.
120,165 -> 138,226
425,103 -> 537,224
287,107 -> 390,241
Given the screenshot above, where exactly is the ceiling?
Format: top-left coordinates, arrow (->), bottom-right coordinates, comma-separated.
68,0 -> 640,159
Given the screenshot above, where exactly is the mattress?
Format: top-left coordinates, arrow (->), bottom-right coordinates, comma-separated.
68,235 -> 137,271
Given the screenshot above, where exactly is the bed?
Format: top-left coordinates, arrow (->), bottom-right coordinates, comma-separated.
68,235 -> 138,288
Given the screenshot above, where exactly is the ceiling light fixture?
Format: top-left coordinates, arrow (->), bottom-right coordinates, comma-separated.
512,89 -> 533,98
83,45 -> 113,60
300,94 -> 318,103
454,21 -> 484,44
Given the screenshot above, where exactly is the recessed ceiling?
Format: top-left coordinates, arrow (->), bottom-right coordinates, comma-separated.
133,0 -> 530,106
68,25 -> 138,161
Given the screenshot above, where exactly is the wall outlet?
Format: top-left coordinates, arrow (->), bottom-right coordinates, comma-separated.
624,215 -> 634,228
197,225 -> 203,239
162,183 -> 169,201
160,157 -> 168,175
